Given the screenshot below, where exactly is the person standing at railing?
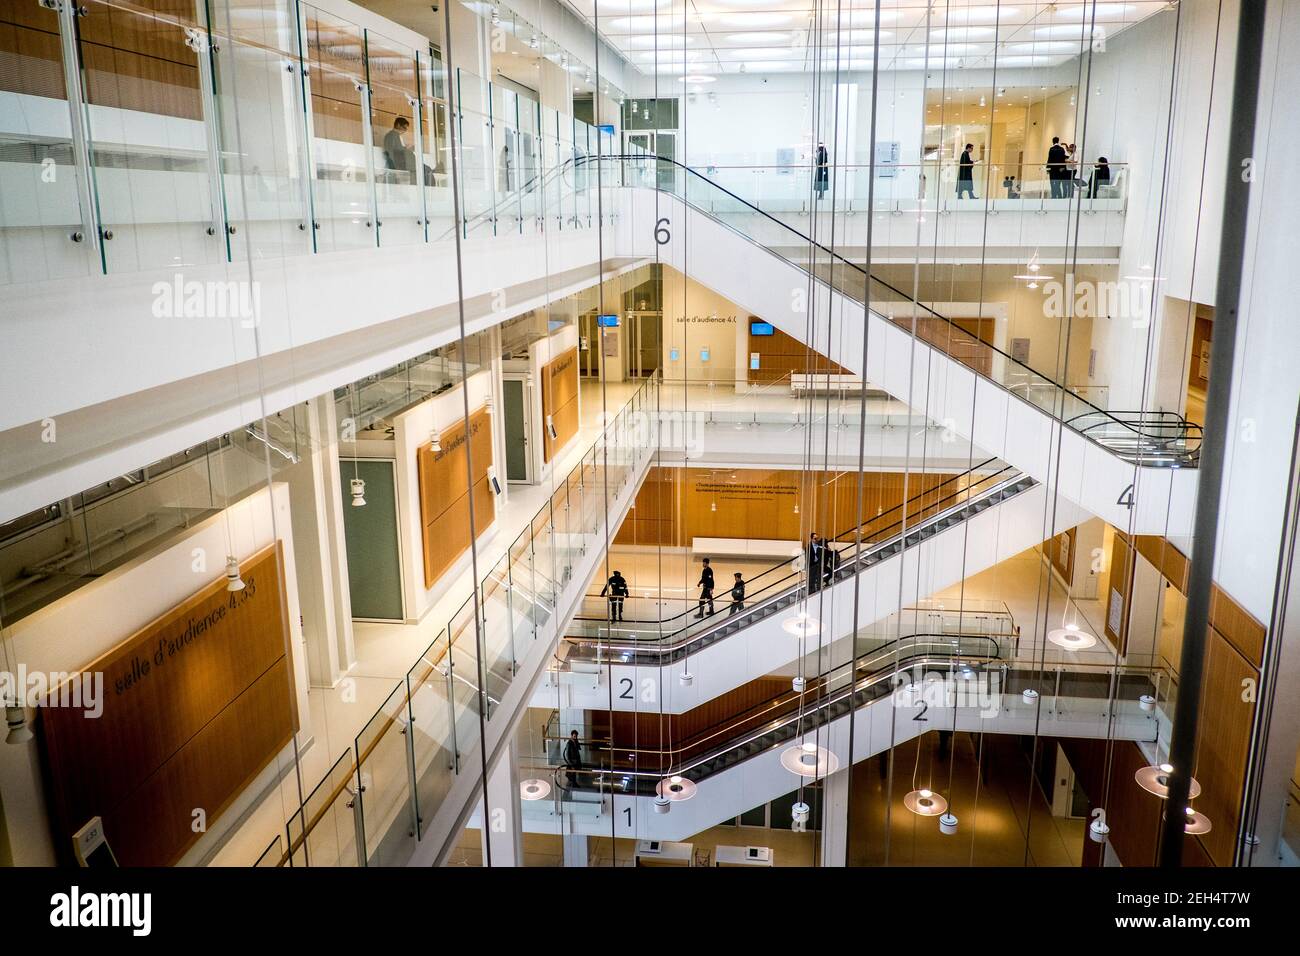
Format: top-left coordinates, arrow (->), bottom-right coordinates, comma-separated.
383,116 -> 435,186
815,142 -> 829,200
696,558 -> 716,618
1046,137 -> 1069,198
600,569 -> 629,622
1089,157 -> 1111,198
729,573 -> 746,616
956,144 -> 977,199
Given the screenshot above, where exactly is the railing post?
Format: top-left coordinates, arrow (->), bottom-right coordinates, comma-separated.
49,0 -> 101,257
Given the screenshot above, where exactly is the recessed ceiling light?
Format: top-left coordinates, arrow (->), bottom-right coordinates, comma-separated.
678,74 -> 717,83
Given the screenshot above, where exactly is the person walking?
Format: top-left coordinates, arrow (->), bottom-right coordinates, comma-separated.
956,143 -> 977,199
696,557 -> 715,618
600,569 -> 629,622
729,572 -> 746,616
814,142 -> 829,199
1046,137 -> 1069,199
562,730 -> 583,789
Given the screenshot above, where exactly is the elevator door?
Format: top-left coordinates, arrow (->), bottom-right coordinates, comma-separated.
502,377 -> 530,482
625,311 -> 662,378
340,459 -> 405,621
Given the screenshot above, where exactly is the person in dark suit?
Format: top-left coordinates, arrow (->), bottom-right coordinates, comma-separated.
600,570 -> 629,622
696,557 -> 715,618
822,541 -> 840,586
729,573 -> 746,616
1089,156 -> 1111,198
814,142 -> 829,199
956,143 -> 976,199
806,533 -> 824,593
1046,137 -> 1069,199
563,730 -> 583,788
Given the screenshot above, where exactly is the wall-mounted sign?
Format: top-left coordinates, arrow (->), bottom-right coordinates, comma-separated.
750,352 -> 760,370
700,347 -> 710,362
750,321 -> 775,336
39,544 -> 296,866
1011,337 -> 1031,364
670,347 -> 680,361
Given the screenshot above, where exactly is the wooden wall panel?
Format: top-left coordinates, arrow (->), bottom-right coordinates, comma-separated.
1130,534 -> 1264,667
1192,630 -> 1255,866
1047,527 -> 1077,583
747,325 -> 850,384
417,406 -> 494,589
0,7 -> 66,100
613,466 -> 967,548
38,543 -> 296,866
1106,531 -> 1136,654
541,347 -> 579,462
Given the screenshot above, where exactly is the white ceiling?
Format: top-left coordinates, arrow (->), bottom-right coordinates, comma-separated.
563,0 -> 1174,77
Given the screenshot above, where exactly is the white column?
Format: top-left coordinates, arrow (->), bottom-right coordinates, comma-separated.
481,740 -> 523,867
285,396 -> 356,686
1073,518 -> 1106,600
488,325 -> 509,506
562,832 -> 588,868
317,395 -> 358,674
1122,553 -> 1164,664
818,768 -> 851,867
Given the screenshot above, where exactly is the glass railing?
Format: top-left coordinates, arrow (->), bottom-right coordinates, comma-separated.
609,153 -> 1198,468
669,159 -> 1129,216
542,645 -> 1165,802
263,373 -> 660,866
0,0 -> 616,286
564,458 -> 1031,661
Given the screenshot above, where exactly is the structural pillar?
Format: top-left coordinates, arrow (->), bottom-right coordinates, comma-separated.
819,768 -> 851,867
481,739 -> 523,867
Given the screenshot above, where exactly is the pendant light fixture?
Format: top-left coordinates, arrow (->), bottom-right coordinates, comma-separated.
519,778 -> 551,800
1047,621 -> 1098,650
781,739 -> 839,777
225,555 -> 246,592
1135,762 -> 1202,799
656,774 -> 697,802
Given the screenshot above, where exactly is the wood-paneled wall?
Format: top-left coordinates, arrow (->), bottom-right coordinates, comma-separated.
417,406 -> 495,588
1046,526 -> 1077,583
746,324 -> 849,384
1061,737 -> 1213,867
614,466 -> 967,548
37,543 -> 297,866
0,4 -> 66,99
599,675 -> 793,772
1101,532 -> 1266,865
541,347 -> 579,462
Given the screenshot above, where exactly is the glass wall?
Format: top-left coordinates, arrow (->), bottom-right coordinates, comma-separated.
1,0 -> 1297,876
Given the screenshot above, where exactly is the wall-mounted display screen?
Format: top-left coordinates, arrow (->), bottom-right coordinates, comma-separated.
750,321 -> 775,336
597,314 -> 620,328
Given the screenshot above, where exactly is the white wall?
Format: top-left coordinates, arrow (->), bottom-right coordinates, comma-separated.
391,370 -> 498,621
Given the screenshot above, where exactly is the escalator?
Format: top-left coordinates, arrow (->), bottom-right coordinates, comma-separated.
541,456 -> 1090,712
541,626 -> 1158,838
567,457 -> 1026,667
599,153 -> 1202,535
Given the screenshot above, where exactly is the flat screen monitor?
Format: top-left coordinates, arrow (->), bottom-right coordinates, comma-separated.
750,321 -> 775,336
597,314 -> 620,328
